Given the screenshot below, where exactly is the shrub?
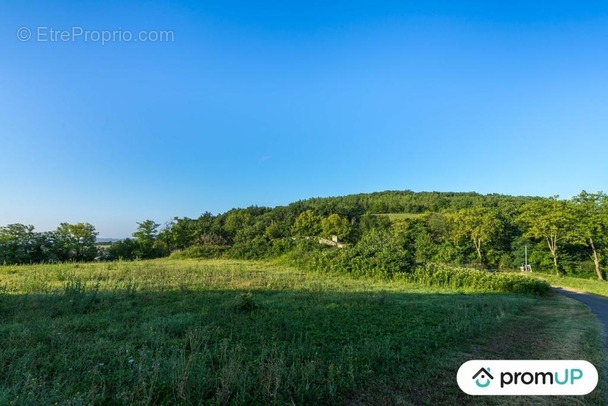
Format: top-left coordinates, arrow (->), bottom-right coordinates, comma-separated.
282,239 -> 328,270
286,230 -> 415,278
401,263 -> 550,295
170,245 -> 229,259
269,238 -> 296,257
227,236 -> 272,259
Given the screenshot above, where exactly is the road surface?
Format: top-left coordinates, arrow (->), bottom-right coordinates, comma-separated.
555,287 -> 608,349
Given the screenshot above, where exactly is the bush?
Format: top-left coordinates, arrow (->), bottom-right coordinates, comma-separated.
269,238 -> 296,257
170,245 -> 229,259
286,230 -> 415,278
281,239 -> 328,269
107,238 -> 139,261
401,263 -> 550,295
227,236 -> 272,259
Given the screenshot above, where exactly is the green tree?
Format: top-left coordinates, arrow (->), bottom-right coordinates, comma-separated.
571,191 -> 608,281
320,213 -> 350,241
448,207 -> 503,266
0,224 -> 38,264
424,212 -> 450,243
163,217 -> 198,250
194,212 -> 225,243
133,219 -> 160,259
223,210 -> 253,240
291,210 -> 322,237
264,221 -> 285,239
414,231 -> 437,264
53,222 -> 98,261
517,198 -> 576,275
353,229 -> 414,275
107,238 -> 139,260
355,214 -> 391,242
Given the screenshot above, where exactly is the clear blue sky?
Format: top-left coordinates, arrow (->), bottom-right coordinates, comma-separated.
2,1 -> 607,237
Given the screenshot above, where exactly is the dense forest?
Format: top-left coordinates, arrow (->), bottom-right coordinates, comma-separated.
1,190 -> 607,280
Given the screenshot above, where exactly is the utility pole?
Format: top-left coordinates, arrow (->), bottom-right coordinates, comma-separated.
524,245 -> 528,272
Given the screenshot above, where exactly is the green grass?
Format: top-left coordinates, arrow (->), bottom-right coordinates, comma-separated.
0,259 -> 605,405
534,273 -> 608,297
402,263 -> 550,295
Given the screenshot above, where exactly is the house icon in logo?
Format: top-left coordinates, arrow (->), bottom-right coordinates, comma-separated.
472,367 -> 494,388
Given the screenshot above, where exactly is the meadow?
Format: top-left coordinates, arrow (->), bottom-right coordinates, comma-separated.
0,259 -> 605,405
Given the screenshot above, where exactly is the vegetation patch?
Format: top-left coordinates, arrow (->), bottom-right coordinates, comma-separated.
402,263 -> 551,295
2,191 -> 607,283
233,291 -> 259,313
0,259 -> 601,405
535,273 -> 608,297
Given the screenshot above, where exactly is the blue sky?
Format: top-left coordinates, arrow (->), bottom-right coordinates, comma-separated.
1,1 -> 607,237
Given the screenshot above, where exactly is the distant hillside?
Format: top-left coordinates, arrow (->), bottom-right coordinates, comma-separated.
96,238 -> 123,243
286,190 -> 542,217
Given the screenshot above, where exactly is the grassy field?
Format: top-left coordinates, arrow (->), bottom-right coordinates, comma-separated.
0,259 -> 605,405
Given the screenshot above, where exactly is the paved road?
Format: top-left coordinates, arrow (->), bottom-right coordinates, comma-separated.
555,287 -> 608,349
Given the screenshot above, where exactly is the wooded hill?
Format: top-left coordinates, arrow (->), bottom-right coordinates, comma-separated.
2,190 -> 606,280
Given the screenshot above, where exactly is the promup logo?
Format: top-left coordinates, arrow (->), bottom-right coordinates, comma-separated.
457,360 -> 598,396
472,367 -> 494,388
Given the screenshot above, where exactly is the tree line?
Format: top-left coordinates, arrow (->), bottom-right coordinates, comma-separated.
0,223 -> 98,263
1,190 -> 607,279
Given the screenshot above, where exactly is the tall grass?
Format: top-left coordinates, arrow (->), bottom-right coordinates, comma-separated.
402,263 -> 551,295
535,273 -> 608,297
